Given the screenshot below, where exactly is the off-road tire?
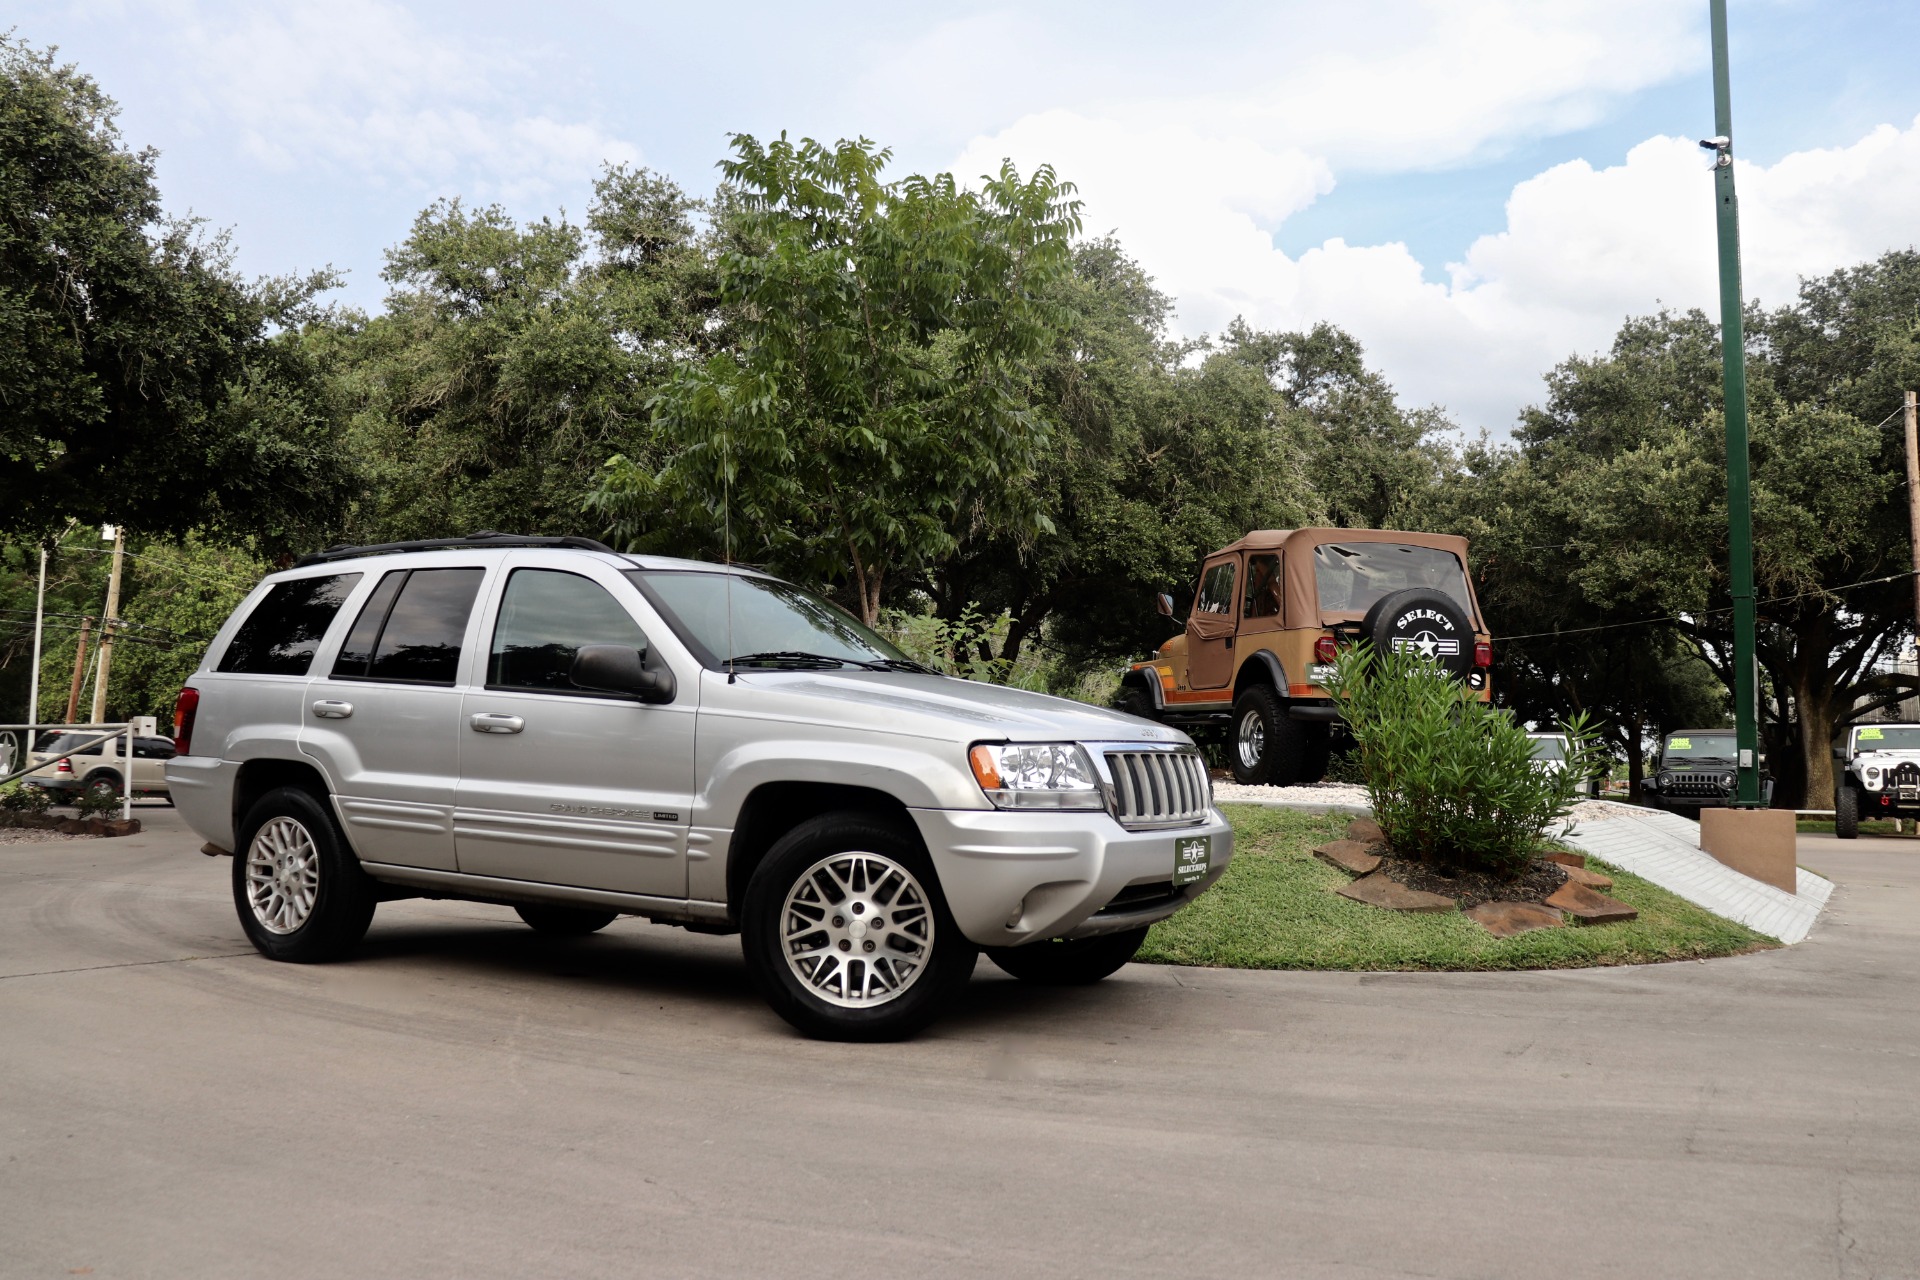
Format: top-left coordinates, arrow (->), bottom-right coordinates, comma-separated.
1361,588 -> 1475,680
1296,725 -> 1332,785
231,786 -> 377,963
985,926 -> 1150,985
515,903 -> 619,935
1230,685 -> 1306,786
741,812 -> 977,1042
1115,683 -> 1159,722
1835,782 -> 1860,840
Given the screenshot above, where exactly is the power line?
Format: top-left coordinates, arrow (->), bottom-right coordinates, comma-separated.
1494,568 -> 1919,642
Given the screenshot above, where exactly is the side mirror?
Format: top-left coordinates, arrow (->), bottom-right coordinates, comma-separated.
1156,592 -> 1175,618
570,644 -> 676,704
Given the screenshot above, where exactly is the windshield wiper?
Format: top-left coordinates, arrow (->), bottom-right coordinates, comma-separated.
726,650 -> 889,671
873,657 -> 935,674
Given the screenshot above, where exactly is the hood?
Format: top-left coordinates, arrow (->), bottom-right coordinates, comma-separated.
705,668 -> 1191,746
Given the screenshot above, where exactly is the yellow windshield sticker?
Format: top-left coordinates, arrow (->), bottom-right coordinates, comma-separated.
1860,727 -> 1885,740
1669,737 -> 1691,750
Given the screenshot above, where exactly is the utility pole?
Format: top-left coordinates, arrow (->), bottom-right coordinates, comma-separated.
64,618 -> 93,725
1907,390 -> 1920,644
27,543 -> 47,725
1704,0 -> 1762,807
90,525 -> 124,724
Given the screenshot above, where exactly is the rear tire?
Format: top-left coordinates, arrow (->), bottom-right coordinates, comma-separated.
1230,685 -> 1305,786
515,903 -> 618,935
741,812 -> 976,1042
81,770 -> 122,802
1835,782 -> 1860,839
986,926 -> 1149,985
231,786 -> 377,963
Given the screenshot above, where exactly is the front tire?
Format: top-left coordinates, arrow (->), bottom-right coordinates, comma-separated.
515,903 -> 618,935
1835,782 -> 1860,839
986,926 -> 1150,985
741,812 -> 976,1042
232,786 -> 377,963
1115,683 -> 1158,722
1230,685 -> 1306,786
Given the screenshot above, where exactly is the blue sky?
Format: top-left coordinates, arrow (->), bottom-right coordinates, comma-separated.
18,1 -> 1920,432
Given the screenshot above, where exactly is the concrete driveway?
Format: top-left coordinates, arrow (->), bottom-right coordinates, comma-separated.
2,812 -> 1915,1279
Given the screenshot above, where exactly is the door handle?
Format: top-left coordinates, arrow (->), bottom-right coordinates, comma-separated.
311,700 -> 354,719
469,713 -> 525,734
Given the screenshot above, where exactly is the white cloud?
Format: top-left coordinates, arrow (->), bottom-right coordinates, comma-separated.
153,0 -> 638,199
956,107 -> 1920,432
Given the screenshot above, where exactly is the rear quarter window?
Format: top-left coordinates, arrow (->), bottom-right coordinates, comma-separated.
217,574 -> 363,676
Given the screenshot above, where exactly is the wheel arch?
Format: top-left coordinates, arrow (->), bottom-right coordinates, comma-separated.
724,782 -> 915,921
233,758 -> 332,839
1233,648 -> 1289,700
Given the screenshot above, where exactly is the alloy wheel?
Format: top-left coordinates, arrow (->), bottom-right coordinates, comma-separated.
1237,709 -> 1265,770
245,816 -> 321,935
780,851 -> 935,1008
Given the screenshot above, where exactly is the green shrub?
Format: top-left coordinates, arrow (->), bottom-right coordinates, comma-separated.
1321,644 -> 1605,877
72,786 -> 123,819
0,782 -> 55,815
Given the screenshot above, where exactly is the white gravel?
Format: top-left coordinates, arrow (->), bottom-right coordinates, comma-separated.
1212,779 -> 1371,808
0,827 -> 87,844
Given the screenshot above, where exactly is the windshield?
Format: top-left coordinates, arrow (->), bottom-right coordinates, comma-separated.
629,570 -> 909,669
1312,542 -> 1475,619
1664,734 -> 1736,760
1529,736 -> 1566,761
1853,726 -> 1920,752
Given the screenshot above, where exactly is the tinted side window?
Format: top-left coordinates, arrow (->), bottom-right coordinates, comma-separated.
216,574 -> 362,676
489,570 -> 651,694
331,568 -> 484,686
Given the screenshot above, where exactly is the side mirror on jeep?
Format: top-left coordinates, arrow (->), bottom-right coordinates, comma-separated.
570,644 -> 675,704
1156,592 -> 1175,618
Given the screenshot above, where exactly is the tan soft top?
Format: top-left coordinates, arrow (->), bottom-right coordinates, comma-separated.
1212,528 -> 1479,628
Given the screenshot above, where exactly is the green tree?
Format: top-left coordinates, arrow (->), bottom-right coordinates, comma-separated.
927,240 -> 1320,674
0,36 -> 354,554
591,134 -> 1082,625
1454,259 -> 1920,807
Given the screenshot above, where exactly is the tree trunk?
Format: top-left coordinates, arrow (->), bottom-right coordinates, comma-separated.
1626,722 -> 1644,802
1798,677 -> 1839,812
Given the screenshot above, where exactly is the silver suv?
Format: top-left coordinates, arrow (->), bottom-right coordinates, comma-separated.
166,534 -> 1232,1040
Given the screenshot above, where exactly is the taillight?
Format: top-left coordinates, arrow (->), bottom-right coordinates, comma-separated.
56,757 -> 72,774
172,687 -> 200,757
1313,634 -> 1338,664
1473,641 -> 1493,668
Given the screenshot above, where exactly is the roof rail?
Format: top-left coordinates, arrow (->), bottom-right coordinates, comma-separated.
293,531 -> 620,568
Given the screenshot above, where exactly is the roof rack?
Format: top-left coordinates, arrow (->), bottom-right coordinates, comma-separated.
293,531 -> 620,568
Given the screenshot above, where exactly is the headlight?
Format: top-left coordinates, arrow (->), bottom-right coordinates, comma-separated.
1720,772 -> 1734,788
968,743 -> 1103,810
1867,766 -> 1881,782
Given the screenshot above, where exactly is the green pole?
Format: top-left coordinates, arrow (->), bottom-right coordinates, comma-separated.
1707,0 -> 1762,806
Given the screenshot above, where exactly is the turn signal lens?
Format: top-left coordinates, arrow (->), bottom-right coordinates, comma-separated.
1313,634 -> 1338,663
968,744 -> 1003,790
1473,641 -> 1493,668
172,686 -> 200,757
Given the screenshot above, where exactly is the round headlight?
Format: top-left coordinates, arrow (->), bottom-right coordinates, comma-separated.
1867,766 -> 1881,782
1720,772 -> 1734,788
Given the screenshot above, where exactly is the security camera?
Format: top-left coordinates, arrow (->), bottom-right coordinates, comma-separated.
1698,136 -> 1729,151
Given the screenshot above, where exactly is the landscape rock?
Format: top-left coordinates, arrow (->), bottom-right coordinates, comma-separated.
1337,871 -> 1456,913
1313,839 -> 1382,876
1540,851 -> 1586,868
1346,817 -> 1386,846
1559,864 -> 1613,889
1544,881 -> 1638,924
1466,901 -> 1564,938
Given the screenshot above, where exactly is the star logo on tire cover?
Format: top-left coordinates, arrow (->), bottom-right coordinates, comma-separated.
1394,630 -> 1459,658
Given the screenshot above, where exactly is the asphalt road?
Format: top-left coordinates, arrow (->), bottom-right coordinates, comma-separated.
3,812 -> 1916,1280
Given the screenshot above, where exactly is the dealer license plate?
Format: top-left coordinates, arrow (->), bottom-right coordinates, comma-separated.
1900,787 -> 1919,801
1173,835 -> 1211,886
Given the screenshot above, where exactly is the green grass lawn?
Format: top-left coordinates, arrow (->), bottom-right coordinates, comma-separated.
1138,804 -> 1775,971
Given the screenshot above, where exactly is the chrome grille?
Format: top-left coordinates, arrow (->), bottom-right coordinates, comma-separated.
1104,749 -> 1210,830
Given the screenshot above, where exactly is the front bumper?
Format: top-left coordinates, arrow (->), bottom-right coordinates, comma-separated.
908,806 -> 1234,948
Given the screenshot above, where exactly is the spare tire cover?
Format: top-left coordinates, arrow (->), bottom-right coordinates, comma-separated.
1361,588 -> 1475,680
